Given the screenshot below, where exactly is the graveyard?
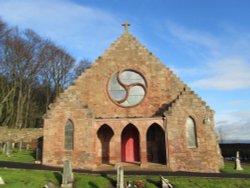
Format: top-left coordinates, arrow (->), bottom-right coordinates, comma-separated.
0,21 -> 249,188
0,148 -> 250,187
0,166 -> 250,188
1,1 -> 250,187
0,167 -> 250,188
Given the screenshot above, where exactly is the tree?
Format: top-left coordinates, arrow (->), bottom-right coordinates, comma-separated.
73,59 -> 91,79
0,18 -> 83,128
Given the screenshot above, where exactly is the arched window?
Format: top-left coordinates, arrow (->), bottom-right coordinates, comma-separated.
64,119 -> 74,150
185,117 -> 197,148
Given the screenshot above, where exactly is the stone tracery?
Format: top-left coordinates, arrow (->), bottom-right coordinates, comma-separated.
108,70 -> 147,107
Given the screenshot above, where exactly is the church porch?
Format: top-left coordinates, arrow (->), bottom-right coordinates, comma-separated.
94,117 -> 168,169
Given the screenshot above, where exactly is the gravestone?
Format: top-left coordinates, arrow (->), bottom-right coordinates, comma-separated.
6,141 -> 12,157
234,151 -> 243,171
12,142 -> 16,149
2,143 -> 6,154
116,165 -> 124,188
34,148 -> 42,164
0,176 -> 5,185
161,176 -> 173,188
44,181 -> 56,188
19,140 -> 23,151
61,160 -> 74,188
26,144 -> 30,151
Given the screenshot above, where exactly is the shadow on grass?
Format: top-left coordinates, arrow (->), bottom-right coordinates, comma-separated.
88,181 -> 99,188
31,150 -> 36,159
146,178 -> 161,188
53,171 -> 62,185
100,173 -> 116,187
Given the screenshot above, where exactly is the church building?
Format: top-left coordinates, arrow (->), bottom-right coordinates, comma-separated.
43,23 -> 222,172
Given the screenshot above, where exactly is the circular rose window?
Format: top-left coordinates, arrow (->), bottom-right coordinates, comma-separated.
108,70 -> 147,107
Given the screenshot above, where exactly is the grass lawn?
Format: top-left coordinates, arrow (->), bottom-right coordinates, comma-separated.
0,150 -> 35,163
1,151 -> 250,187
221,161 -> 250,174
0,168 -> 250,188
2,150 -> 250,175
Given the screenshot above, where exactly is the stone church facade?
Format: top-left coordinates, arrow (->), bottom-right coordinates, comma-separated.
43,24 -> 222,172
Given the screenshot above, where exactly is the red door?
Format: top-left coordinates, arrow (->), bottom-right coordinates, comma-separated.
122,125 -> 140,162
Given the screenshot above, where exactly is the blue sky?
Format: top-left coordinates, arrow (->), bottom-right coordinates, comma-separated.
0,0 -> 250,142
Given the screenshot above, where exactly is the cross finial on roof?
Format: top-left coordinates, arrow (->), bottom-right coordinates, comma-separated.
122,22 -> 130,32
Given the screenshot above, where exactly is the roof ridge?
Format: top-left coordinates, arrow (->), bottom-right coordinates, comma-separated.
43,88 -> 89,119
184,86 -> 213,112
164,85 -> 213,116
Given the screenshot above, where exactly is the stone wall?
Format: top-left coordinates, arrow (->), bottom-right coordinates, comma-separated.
0,127 -> 43,143
43,30 -> 222,172
43,91 -> 94,168
165,88 -> 222,172
69,31 -> 184,118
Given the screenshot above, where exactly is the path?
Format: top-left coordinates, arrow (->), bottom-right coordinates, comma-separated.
0,161 -> 250,179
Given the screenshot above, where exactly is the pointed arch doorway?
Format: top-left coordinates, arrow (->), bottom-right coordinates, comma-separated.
121,124 -> 140,162
146,123 -> 166,164
97,124 -> 114,164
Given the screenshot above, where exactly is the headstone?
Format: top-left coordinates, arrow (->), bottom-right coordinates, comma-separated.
19,140 -> 23,151
2,143 -> 6,154
6,141 -> 12,157
234,151 -> 243,170
0,176 -> 5,185
116,165 -> 124,188
61,160 -> 74,188
12,142 -> 15,149
161,176 -> 173,188
26,144 -> 30,151
35,148 -> 42,164
44,181 -> 56,188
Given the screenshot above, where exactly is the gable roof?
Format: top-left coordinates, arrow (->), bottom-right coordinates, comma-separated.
44,24 -> 213,119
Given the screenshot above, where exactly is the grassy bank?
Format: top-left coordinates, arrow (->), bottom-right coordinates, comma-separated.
1,151 -> 250,187
0,168 -> 250,188
222,161 -> 250,174
0,150 -> 35,163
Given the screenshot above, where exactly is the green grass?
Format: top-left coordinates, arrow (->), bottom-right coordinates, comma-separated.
221,161 -> 250,174
2,150 -> 250,175
0,150 -> 35,163
0,168 -> 250,188
1,152 -> 250,188
168,177 -> 250,188
0,168 -> 57,188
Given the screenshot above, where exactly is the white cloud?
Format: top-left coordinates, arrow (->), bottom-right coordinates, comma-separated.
158,21 -> 250,142
226,100 -> 249,107
0,0 -> 121,60
191,58 -> 250,90
165,21 -> 219,50
216,110 -> 250,142
216,121 -> 250,142
159,21 -> 250,90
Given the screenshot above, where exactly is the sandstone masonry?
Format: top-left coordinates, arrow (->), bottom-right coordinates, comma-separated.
43,25 -> 223,172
